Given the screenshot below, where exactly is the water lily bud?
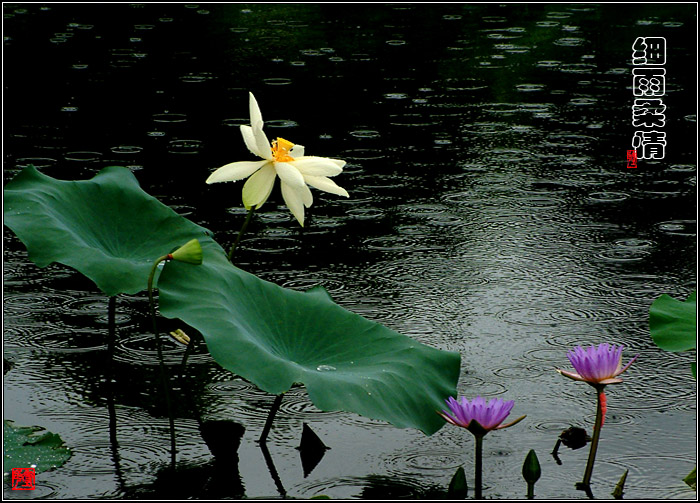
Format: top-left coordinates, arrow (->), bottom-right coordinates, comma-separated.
522,449 -> 541,484
170,239 -> 203,265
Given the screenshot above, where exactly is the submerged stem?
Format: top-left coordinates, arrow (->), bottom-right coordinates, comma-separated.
474,433 -> 484,499
178,331 -> 204,427
179,331 -> 201,376
581,387 -> 605,489
227,207 -> 255,262
105,295 -> 126,489
260,440 -> 287,497
147,255 -> 177,467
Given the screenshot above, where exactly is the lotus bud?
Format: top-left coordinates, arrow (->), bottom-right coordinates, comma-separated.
522,449 -> 541,499
170,239 -> 203,265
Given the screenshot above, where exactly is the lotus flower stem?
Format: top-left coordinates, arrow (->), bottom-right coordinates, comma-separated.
148,254 -> 177,467
581,387 -> 605,489
259,393 -> 285,444
227,207 -> 255,262
474,433 -> 484,499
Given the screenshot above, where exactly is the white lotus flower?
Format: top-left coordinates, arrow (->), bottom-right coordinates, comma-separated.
206,92 -> 349,226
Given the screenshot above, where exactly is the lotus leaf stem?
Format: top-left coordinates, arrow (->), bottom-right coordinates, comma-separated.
259,393 -> 285,444
107,296 -> 117,359
148,254 -> 177,467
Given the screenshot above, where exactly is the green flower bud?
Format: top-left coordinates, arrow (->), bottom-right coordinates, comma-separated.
170,239 -> 203,265
522,449 -> 541,485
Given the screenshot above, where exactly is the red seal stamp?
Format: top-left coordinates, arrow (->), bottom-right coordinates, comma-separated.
11,467 -> 36,490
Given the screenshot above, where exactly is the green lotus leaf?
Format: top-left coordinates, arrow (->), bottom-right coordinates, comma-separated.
158,238 -> 460,435
3,420 -> 72,474
3,165 -> 213,296
649,291 -> 697,352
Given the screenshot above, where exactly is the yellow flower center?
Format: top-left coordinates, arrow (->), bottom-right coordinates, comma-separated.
271,137 -> 295,162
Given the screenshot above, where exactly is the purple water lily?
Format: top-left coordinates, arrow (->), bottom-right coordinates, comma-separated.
557,343 -> 639,492
557,343 -> 638,386
438,395 -> 525,434
438,395 -> 526,499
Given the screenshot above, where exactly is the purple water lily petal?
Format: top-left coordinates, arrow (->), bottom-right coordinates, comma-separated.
440,395 -> 516,432
561,343 -> 637,385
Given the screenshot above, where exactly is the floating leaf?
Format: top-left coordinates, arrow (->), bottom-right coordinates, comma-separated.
559,426 -> 590,450
649,291 -> 697,352
3,420 -> 72,474
158,238 -> 460,435
3,165 -> 212,296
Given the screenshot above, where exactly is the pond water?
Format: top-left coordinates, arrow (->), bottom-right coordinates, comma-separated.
3,3 -> 697,500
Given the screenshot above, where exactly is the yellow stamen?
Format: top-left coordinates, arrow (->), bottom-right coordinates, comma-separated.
271,137 -> 295,162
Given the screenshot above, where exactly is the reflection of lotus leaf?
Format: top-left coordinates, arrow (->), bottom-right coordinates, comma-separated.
158,238 -> 461,435
3,420 -> 72,474
4,166 -> 213,296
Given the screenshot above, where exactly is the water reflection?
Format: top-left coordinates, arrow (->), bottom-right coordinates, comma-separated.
4,2 -> 696,500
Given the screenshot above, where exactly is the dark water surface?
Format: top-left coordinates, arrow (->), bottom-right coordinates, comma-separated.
3,3 -> 697,499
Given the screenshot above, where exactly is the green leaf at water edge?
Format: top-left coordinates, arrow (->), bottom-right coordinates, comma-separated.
683,467 -> 696,491
158,238 -> 461,435
447,466 -> 468,499
649,291 -> 696,352
3,165 -> 212,296
3,420 -> 72,474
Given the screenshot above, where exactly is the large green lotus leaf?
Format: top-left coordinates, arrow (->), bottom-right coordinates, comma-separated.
649,291 -> 696,352
158,238 -> 460,435
3,420 -> 72,474
3,165 -> 212,296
